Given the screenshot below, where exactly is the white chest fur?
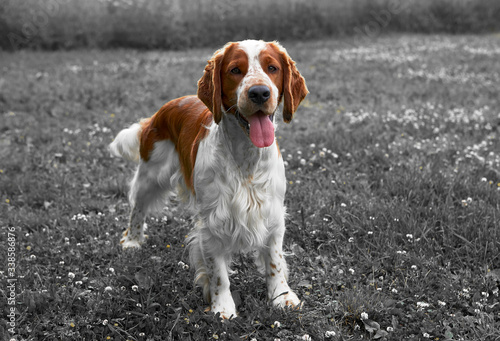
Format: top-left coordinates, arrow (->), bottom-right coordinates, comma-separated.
193,117 -> 286,252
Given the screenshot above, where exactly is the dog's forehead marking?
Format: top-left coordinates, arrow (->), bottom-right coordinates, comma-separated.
238,40 -> 267,72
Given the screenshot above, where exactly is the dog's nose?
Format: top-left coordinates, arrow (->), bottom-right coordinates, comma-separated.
248,85 -> 271,104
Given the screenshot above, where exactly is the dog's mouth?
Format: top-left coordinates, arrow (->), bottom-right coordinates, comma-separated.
236,110 -> 275,148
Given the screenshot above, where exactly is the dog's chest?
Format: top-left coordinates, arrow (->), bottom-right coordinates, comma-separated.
194,149 -> 284,248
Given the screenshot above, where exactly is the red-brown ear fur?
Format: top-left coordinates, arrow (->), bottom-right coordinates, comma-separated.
277,44 -> 308,123
197,48 -> 224,124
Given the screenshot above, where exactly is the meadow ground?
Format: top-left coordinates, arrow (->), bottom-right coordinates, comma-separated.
1,34 -> 500,340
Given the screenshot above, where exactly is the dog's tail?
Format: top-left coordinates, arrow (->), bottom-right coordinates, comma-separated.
109,121 -> 145,162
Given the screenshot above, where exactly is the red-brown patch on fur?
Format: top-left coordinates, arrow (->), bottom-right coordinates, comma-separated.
267,42 -> 309,123
220,43 -> 248,114
139,96 -> 213,192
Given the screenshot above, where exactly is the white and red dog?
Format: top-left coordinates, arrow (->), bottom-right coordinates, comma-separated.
110,40 -> 308,319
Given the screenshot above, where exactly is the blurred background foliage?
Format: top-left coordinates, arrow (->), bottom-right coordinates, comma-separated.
1,0 -> 500,50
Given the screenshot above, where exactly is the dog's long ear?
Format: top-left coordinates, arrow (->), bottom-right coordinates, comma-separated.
197,48 -> 224,124
275,43 -> 308,123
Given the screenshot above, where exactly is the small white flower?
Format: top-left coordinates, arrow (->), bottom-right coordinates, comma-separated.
102,319 -> 108,325
340,203 -> 347,207
367,231 -> 373,235
338,269 -> 344,275
348,237 -> 354,243
325,330 -> 336,338
438,300 -> 446,306
132,285 -> 139,291
178,261 -> 190,270
300,158 -> 307,166
109,267 -> 115,274
417,302 -> 430,308
301,334 -> 311,341
481,177 -> 487,182
360,312 -> 368,320
406,234 -> 413,239
309,143 -> 316,148
319,151 -> 325,158
387,326 -> 394,332
274,321 -> 281,328
411,265 -> 418,270
391,288 -> 398,294
30,255 -> 37,260
349,268 -> 355,275
423,332 -> 430,338
104,286 -> 113,292
68,272 -> 75,279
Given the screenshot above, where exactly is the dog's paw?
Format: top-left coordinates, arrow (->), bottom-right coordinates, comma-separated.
120,229 -> 147,249
271,290 -> 301,309
208,296 -> 238,320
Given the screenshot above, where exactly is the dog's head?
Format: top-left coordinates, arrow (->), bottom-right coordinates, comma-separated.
197,40 -> 308,148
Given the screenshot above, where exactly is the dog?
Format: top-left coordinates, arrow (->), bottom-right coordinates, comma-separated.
109,40 -> 308,319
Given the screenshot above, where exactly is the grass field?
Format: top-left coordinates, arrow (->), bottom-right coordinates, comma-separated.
1,34 -> 500,340
2,0 -> 500,50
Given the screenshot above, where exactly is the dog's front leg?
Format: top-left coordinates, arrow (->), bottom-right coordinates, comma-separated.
263,230 -> 301,309
190,231 -> 237,320
207,254 -> 237,319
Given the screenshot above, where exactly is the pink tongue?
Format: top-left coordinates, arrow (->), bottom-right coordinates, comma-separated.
248,112 -> 275,148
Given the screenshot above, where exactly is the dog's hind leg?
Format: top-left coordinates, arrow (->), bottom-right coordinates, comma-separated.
121,140 -> 179,249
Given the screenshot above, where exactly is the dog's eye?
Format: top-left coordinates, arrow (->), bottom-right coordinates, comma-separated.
231,67 -> 241,75
268,65 -> 278,73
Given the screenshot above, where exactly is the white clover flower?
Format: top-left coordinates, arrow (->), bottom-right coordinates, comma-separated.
406,234 -> 413,239
325,330 -> 336,338
438,300 -> 446,306
391,288 -> 398,294
109,268 -> 115,274
301,334 -> 311,341
132,285 -> 139,291
387,326 -> 394,332
349,268 -> 355,275
309,143 -> 316,148
68,272 -> 75,279
319,151 -> 325,158
274,321 -> 281,328
341,203 -> 347,207
104,286 -> 113,293
417,302 -> 430,308
360,312 -> 368,320
102,319 -> 108,325
178,261 -> 189,270
348,237 -> 354,243
423,332 -> 430,338
300,158 -> 307,166
411,265 -> 418,270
